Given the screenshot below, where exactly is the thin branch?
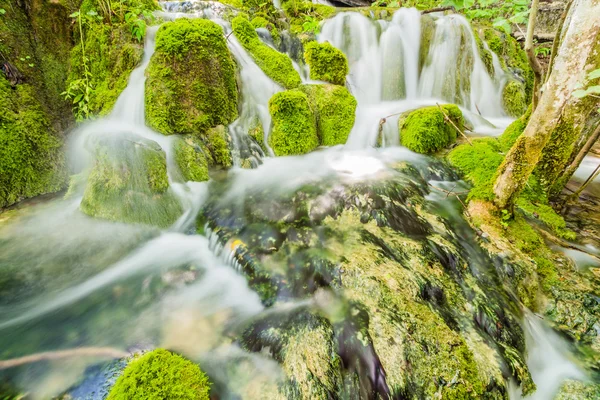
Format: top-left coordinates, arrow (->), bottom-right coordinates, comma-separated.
0,347 -> 128,370
436,103 -> 473,146
535,226 -> 600,264
559,123 -> 600,191
422,6 -> 455,14
525,0 -> 544,110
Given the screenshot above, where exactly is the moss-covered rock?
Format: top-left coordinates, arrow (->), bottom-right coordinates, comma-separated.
145,18 -> 238,137
298,84 -> 357,146
79,135 -> 182,227
419,14 -> 436,71
502,80 -> 527,118
303,42 -> 349,86
281,0 -> 336,35
399,104 -> 464,154
268,90 -> 319,156
174,137 -> 210,182
251,16 -> 281,47
232,15 -> 301,89
107,349 -> 210,399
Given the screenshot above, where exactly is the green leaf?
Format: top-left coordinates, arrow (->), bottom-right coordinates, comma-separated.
585,85 -> 600,94
588,69 -> 600,80
69,11 -> 80,17
87,10 -> 98,16
573,89 -> 588,98
0,9 -> 6,15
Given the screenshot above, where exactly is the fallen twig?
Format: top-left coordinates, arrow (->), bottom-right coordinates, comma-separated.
436,103 -> 473,146
422,6 -> 455,14
0,347 -> 128,370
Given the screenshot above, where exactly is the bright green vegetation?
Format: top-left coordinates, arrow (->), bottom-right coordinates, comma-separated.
299,84 -> 357,146
281,0 -> 336,35
107,349 -> 210,399
303,42 -> 349,86
268,90 -> 319,156
268,84 -> 357,155
448,118 -> 576,240
399,104 -> 464,154
146,18 -> 238,136
0,0 -> 74,207
79,136 -> 182,227
232,15 -> 301,89
502,80 -> 527,118
66,0 -> 159,118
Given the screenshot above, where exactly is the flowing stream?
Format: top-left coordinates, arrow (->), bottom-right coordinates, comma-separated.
0,3 -> 593,399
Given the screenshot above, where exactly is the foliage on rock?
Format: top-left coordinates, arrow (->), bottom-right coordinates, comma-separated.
232,15 -> 301,89
399,104 -> 464,154
145,18 -> 238,137
303,41 -> 349,86
268,90 -> 318,156
107,349 -> 210,399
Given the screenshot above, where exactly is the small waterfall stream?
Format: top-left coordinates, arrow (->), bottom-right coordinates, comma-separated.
0,3 -> 595,399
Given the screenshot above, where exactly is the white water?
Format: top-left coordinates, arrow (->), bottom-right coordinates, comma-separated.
509,312 -> 587,400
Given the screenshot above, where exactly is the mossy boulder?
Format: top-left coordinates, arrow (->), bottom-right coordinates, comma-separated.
174,137 -> 209,182
232,15 -> 301,89
502,80 -> 527,117
145,18 -> 238,136
79,135 -> 182,227
399,104 -> 464,154
251,16 -> 281,47
268,90 -> 318,156
298,84 -> 357,146
303,41 -> 349,86
107,349 -> 210,399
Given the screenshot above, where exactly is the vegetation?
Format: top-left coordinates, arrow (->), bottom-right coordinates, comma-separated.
303,42 -> 349,86
399,104 -> 464,154
145,18 -> 238,136
232,15 -> 301,89
107,349 -> 210,399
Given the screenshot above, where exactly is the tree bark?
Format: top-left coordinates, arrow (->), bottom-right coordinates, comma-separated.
525,0 -> 544,110
492,0 -> 600,210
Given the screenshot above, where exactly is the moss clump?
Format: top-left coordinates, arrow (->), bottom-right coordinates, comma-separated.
303,42 -> 349,86
502,80 -> 527,118
498,107 -> 531,151
298,84 -> 356,146
79,136 -> 182,227
268,90 -> 318,156
281,0 -> 336,35
232,16 -> 301,89
107,349 -> 210,399
250,16 -> 280,46
399,104 -> 464,154
174,138 -> 209,182
146,18 -> 238,137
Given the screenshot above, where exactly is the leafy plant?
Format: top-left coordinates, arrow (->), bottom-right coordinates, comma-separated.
0,8 -> 6,15
534,45 -> 551,57
125,7 -> 154,42
302,15 -> 320,35
574,68 -> 600,113
441,0 -> 530,34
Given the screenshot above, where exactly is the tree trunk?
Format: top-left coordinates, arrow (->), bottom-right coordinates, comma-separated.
492,0 -> 600,210
525,0 -> 544,110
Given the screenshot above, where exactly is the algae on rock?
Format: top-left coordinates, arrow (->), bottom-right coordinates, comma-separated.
79,135 -> 182,227
145,18 -> 238,137
298,84 -> 357,147
268,90 -> 319,156
232,15 -> 301,89
303,41 -> 349,86
399,104 -> 464,154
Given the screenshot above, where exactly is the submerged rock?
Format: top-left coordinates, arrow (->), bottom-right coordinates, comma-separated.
79,135 -> 182,227
303,41 -> 349,86
399,104 -> 464,154
145,18 -> 238,137
202,162 -> 534,398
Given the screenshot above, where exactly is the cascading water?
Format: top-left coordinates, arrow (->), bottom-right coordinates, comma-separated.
0,3 -> 596,399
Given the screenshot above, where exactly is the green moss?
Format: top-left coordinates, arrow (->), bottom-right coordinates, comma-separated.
474,30 -> 494,76
399,104 -> 464,154
174,138 -> 209,182
205,125 -> 233,168
502,80 -> 527,118
78,136 -> 182,227
0,77 -> 67,208
107,349 -> 210,399
268,90 -> 318,156
281,0 -> 336,34
303,42 -> 348,86
498,107 -> 530,151
298,84 -> 357,146
146,18 -> 238,136
232,15 -> 301,89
